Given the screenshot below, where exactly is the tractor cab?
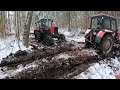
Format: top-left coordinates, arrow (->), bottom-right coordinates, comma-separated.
90,14 -> 117,34
34,19 -> 53,28
85,14 -> 118,54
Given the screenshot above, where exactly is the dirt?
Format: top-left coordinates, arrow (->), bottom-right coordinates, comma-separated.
1,36 -> 119,79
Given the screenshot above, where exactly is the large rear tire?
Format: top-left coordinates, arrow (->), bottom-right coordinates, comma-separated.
43,35 -> 54,46
99,34 -> 114,55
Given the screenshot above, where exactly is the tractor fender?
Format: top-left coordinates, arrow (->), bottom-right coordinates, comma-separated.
95,30 -> 114,44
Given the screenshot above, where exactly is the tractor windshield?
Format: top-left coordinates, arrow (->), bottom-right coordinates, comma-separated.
41,19 -> 53,27
34,19 -> 53,28
91,17 -> 103,30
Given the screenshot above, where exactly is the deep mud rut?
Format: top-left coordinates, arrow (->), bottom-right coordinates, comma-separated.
0,36 -> 119,79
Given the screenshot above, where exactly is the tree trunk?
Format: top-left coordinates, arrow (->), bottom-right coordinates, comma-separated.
1,11 -> 6,37
68,11 -> 71,31
23,11 -> 33,47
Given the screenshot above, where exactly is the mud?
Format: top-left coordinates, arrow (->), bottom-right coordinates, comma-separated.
1,36 -> 118,79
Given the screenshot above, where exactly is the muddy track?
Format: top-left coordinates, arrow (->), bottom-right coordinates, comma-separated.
1,37 -> 119,79
0,41 -> 76,67
4,48 -> 99,79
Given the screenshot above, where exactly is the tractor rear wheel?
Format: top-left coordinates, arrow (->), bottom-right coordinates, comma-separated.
43,35 -> 54,46
99,34 -> 114,55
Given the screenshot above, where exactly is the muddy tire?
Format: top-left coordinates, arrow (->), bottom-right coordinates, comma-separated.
84,40 -> 91,48
34,31 -> 38,40
58,34 -> 66,41
99,34 -> 114,55
34,31 -> 42,42
43,35 -> 54,46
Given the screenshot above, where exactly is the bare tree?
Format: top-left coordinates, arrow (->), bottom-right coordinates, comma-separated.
68,11 -> 71,31
23,11 -> 33,47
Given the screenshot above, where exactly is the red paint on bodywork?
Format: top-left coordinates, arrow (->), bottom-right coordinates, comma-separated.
116,74 -> 120,79
50,27 -> 55,35
97,29 -> 114,38
117,32 -> 120,41
45,28 -> 48,30
34,28 -> 40,31
97,31 -> 106,38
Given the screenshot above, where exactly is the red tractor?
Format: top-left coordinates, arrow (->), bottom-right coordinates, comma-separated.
85,14 -> 120,55
34,19 -> 65,45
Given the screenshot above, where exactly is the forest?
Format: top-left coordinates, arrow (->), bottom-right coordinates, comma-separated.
0,11 -> 120,79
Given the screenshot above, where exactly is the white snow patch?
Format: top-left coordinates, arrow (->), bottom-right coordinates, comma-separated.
0,63 -> 38,79
0,35 -> 32,62
73,57 -> 120,79
57,54 -> 72,60
52,53 -> 72,61
67,35 -> 85,42
59,29 -> 85,42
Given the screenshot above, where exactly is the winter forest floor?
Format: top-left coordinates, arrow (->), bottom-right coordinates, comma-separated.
0,29 -> 120,79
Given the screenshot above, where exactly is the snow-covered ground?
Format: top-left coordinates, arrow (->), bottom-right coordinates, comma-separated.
59,28 -> 85,42
0,63 -> 39,79
0,35 -> 31,62
0,29 -> 120,79
73,58 -> 120,79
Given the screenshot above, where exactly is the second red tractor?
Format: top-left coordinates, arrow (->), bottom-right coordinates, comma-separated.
34,19 -> 65,45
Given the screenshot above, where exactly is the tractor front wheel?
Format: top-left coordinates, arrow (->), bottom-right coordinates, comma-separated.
43,35 -> 54,46
84,40 -> 91,48
58,34 -> 66,41
99,34 -> 114,55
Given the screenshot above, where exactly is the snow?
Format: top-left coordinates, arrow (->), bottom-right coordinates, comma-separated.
73,57 -> 120,79
58,28 -> 85,42
0,63 -> 38,79
1,29 -> 120,79
54,53 -> 73,60
0,35 -> 32,62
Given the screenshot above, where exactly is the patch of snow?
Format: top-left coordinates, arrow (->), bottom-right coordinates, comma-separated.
0,35 -> 32,62
52,53 -> 72,61
67,35 -> 85,42
73,57 -> 120,79
57,54 -> 72,60
59,29 -> 85,43
0,63 -> 38,79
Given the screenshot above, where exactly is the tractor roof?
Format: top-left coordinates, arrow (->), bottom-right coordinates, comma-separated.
92,14 -> 116,19
35,19 -> 53,23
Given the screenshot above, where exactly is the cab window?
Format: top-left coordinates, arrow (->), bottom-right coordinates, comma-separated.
103,18 -> 110,29
111,20 -> 116,31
